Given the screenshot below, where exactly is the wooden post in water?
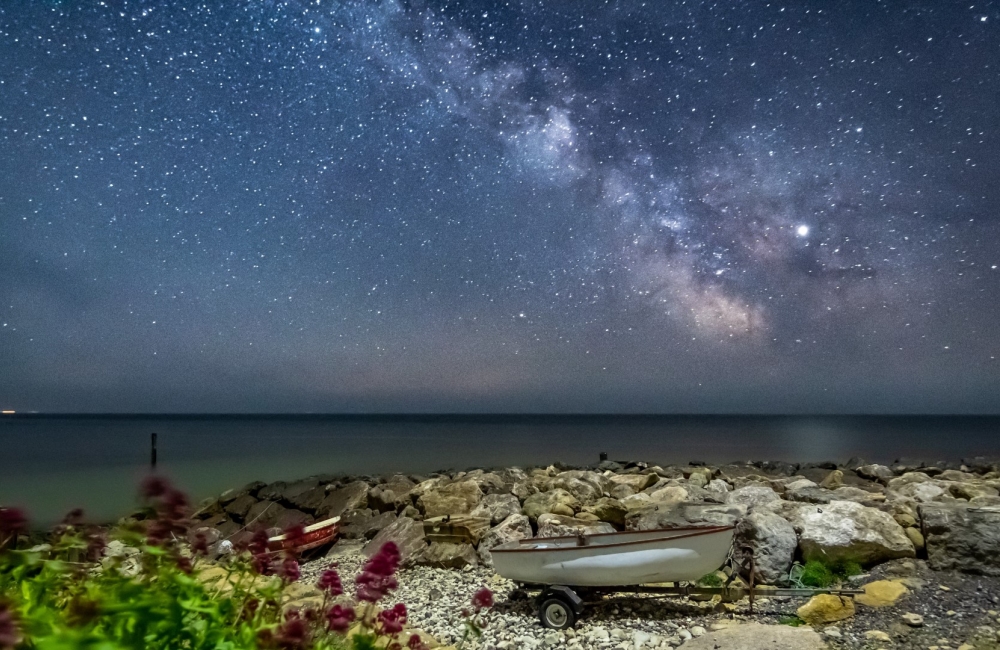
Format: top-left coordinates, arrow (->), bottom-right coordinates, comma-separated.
599,451 -> 608,463
151,432 -> 158,470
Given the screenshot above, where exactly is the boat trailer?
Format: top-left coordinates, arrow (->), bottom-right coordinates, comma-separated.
513,548 -> 863,629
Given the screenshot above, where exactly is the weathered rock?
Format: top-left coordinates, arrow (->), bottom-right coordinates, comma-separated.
257,481 -> 289,502
536,513 -> 616,538
645,485 -> 689,506
219,481 -> 265,505
416,479 -> 483,518
608,473 -> 659,492
830,486 -> 883,504
318,481 -> 370,518
363,516 -> 427,567
735,512 -> 797,585
855,580 -> 908,608
477,514 -> 532,566
549,475 -> 604,505
361,511 -> 397,539
797,594 -> 855,625
463,470 -> 506,495
510,480 -> 537,502
770,500 -> 915,566
245,500 -> 288,529
338,509 -> 373,540
857,464 -> 895,483
626,503 -> 747,531
786,485 -> 836,504
282,480 -> 327,513
900,612 -> 924,627
920,503 -> 1000,575
582,497 -> 628,527
905,526 -> 924,551
224,494 -> 257,520
522,488 -> 579,521
417,542 -> 478,569
864,630 -> 892,642
819,470 -> 844,489
368,475 -> 417,513
725,486 -> 781,511
470,493 -> 522,525
679,622 -> 827,650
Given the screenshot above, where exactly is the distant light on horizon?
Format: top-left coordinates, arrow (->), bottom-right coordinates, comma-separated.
1,410 -> 15,415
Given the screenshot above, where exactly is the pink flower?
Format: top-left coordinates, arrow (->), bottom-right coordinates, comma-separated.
275,616 -> 308,649
326,604 -> 356,633
407,634 -> 430,650
191,531 -> 210,557
472,587 -> 494,611
355,542 -> 401,602
317,567 -> 343,596
0,605 -> 20,650
279,557 -> 301,582
377,603 -> 407,636
0,508 -> 27,539
140,475 -> 170,499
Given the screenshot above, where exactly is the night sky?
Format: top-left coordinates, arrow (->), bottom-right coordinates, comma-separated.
1,1 -> 998,414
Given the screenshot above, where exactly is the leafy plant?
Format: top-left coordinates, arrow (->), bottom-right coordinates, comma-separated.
696,572 -> 724,587
0,477 -> 494,650
777,615 -> 803,627
789,558 -> 864,588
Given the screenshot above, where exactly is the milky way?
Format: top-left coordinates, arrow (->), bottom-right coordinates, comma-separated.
1,1 -> 998,413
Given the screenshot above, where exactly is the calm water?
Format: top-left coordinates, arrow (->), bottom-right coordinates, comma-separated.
1,414 -> 998,523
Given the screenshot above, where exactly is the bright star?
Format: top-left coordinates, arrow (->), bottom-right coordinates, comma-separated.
796,225 -> 810,237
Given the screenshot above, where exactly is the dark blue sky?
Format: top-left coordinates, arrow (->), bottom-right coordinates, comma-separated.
1,0 -> 998,413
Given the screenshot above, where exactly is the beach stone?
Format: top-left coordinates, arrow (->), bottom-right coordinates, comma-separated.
417,479 -> 483,518
361,511 -> 397,539
905,526 -> 925,551
608,473 -> 659,492
734,512 -> 797,585
223,494 -> 257,520
219,481 -> 264,505
338,509 -> 374,539
510,480 -> 538,502
797,594 -> 855,625
318,481 -> 370,518
947,480 -> 999,500
678,622 -> 827,649
369,474 -> 417,513
920,503 -> 1000,575
470,493 -> 522,525
610,483 -> 636,499
464,470 -> 506,494
725,486 -> 781,511
477,514 -> 532,566
864,630 -> 892,642
257,481 -> 289,502
645,485 -> 689,506
857,464 -> 895,483
855,580 -> 908,608
582,497 -> 628,527
282,480 -> 326,513
626,503 -> 747,531
770,500 -> 914,566
536,513 -> 615,538
363,516 -> 427,567
819,470 -> 844,489
831,486 -> 884,504
522,488 -> 579,521
900,612 -> 924,627
416,542 -> 478,569
244,500 -> 286,529
785,486 -> 836,504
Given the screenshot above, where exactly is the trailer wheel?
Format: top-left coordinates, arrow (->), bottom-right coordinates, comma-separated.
539,596 -> 576,630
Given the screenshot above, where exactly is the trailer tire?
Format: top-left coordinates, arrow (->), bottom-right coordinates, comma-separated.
539,596 -> 576,630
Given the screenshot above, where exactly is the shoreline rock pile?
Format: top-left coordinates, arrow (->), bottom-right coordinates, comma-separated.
191,455 -> 1000,584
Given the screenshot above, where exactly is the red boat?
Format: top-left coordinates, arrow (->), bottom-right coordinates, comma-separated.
267,516 -> 340,554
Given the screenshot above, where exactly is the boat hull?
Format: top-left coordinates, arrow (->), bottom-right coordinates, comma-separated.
491,526 -> 734,587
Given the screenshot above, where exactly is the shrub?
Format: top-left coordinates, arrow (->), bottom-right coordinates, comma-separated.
0,477 -> 494,650
790,558 -> 864,588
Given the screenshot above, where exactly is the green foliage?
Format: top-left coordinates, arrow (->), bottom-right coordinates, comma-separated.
0,478 -> 496,650
777,615 -> 803,627
696,572 -> 724,587
789,558 -> 864,588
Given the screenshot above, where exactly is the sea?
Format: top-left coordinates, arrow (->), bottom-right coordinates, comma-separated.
1,414 -> 998,524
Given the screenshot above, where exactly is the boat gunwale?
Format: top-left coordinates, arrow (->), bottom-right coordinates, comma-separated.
490,524 -> 735,555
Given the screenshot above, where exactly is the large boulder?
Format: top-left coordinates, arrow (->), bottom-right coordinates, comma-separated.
368,475 -> 417,513
626,503 -> 747,531
318,481 -> 369,518
417,542 -> 478,569
477,514 -> 532,566
725,486 -> 781,511
770,500 -> 915,566
224,494 -> 257,520
416,480 -> 483,518
470,493 -> 522,525
735,512 -> 797,585
796,594 -> 855,625
857,464 -> 895,483
219,481 -> 264,505
536,513 -> 616,538
363,516 -> 427,567
522,488 -> 579,520
920,504 -> 1000,575
282,480 -> 326,513
608,473 -> 659,492
581,497 -> 628,527
550,472 -> 608,505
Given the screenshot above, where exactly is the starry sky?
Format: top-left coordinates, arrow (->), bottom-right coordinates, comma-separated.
1,0 -> 998,414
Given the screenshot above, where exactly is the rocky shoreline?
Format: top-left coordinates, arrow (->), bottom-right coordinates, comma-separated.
189,456 -> 1000,649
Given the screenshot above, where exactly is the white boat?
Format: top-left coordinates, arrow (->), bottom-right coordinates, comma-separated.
490,525 -> 735,588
